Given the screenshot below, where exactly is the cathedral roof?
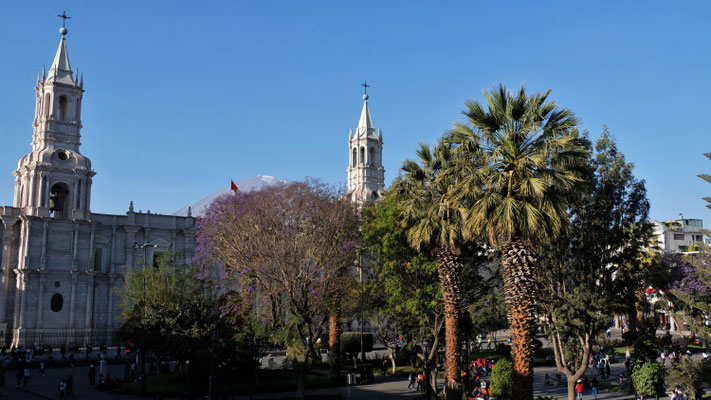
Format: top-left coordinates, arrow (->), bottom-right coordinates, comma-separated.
47,35 -> 75,85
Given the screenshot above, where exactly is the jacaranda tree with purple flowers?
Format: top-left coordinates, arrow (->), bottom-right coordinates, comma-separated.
665,251 -> 711,341
194,181 -> 360,399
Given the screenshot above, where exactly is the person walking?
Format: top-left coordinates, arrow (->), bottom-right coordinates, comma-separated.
66,374 -> 73,397
88,364 -> 96,388
408,370 -> 416,389
575,379 -> 584,400
661,350 -> 666,364
39,361 -> 46,376
59,379 -> 67,400
14,368 -> 22,388
591,377 -> 599,400
23,367 -> 30,387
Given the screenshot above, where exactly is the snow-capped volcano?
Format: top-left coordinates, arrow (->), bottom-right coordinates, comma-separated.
173,175 -> 288,217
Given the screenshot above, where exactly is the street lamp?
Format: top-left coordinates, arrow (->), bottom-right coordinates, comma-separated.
133,242 -> 157,395
358,251 -> 366,367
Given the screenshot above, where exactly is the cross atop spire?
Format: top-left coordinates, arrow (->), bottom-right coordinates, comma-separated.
361,81 -> 370,95
58,11 -> 71,28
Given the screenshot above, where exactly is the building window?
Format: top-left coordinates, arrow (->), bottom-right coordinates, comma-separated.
49,183 -> 70,219
58,95 -> 69,120
44,93 -> 51,116
673,233 -> 685,241
360,147 -> 365,164
94,248 -> 103,272
352,148 -> 357,167
369,147 -> 375,165
50,293 -> 64,312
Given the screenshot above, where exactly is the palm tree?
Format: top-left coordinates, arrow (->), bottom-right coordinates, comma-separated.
394,140 -> 470,400
447,85 -> 589,400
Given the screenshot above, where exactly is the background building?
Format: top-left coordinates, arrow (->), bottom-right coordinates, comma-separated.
652,216 -> 706,253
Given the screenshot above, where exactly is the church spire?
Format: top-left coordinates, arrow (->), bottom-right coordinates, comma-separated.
356,97 -> 375,137
47,23 -> 75,85
347,82 -> 385,204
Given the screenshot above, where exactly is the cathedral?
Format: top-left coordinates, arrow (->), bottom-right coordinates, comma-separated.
0,28 -> 197,347
0,26 -> 384,348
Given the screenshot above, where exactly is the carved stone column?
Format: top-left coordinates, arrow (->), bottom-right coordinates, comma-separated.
109,226 -> 117,274
107,275 -> 114,328
0,232 -> 16,322
40,220 -> 48,268
72,224 -> 79,269
12,270 -> 21,329
36,271 -> 46,327
18,272 -> 28,328
88,224 -> 96,271
69,271 -> 78,328
84,272 -> 94,328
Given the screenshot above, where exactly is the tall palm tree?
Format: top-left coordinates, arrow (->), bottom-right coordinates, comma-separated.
394,141 -> 470,400
447,85 -> 589,400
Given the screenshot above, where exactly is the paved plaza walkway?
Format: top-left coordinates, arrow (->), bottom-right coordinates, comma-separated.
0,361 -> 676,400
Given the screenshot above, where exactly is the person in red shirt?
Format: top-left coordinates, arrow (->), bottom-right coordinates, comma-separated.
575,379 -> 584,400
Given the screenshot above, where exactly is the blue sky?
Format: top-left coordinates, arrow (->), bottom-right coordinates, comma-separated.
1,1 -> 710,221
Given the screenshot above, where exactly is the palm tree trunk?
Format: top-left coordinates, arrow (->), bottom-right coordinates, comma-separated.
501,240 -> 538,400
328,293 -> 341,378
436,249 -> 463,400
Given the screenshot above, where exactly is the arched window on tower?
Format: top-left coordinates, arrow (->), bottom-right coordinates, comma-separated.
58,96 -> 68,121
352,148 -> 357,167
49,183 -> 70,219
360,147 -> 365,164
369,148 -> 375,166
44,93 -> 51,116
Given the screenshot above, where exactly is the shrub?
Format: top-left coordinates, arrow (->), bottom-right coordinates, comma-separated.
631,362 -> 665,397
490,359 -> 513,398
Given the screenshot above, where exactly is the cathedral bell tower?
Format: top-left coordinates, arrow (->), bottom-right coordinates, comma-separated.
14,25 -> 94,220
346,86 -> 385,204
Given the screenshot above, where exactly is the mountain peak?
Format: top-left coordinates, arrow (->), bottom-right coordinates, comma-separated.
173,175 -> 287,217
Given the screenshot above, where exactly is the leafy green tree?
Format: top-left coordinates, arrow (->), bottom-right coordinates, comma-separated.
117,252 -> 219,380
465,262 -> 507,342
665,359 -> 710,400
537,129 -> 652,400
394,141 -> 471,400
362,193 -> 444,363
631,362 -> 665,400
447,84 -> 589,400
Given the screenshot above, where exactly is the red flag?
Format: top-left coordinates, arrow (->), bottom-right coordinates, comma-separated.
230,180 -> 239,192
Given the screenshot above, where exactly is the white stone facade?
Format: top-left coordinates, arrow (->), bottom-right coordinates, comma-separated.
0,31 -> 196,347
346,94 -> 385,203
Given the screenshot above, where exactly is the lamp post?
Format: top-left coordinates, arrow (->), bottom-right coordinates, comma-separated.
358,251 -> 365,367
133,242 -> 156,395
